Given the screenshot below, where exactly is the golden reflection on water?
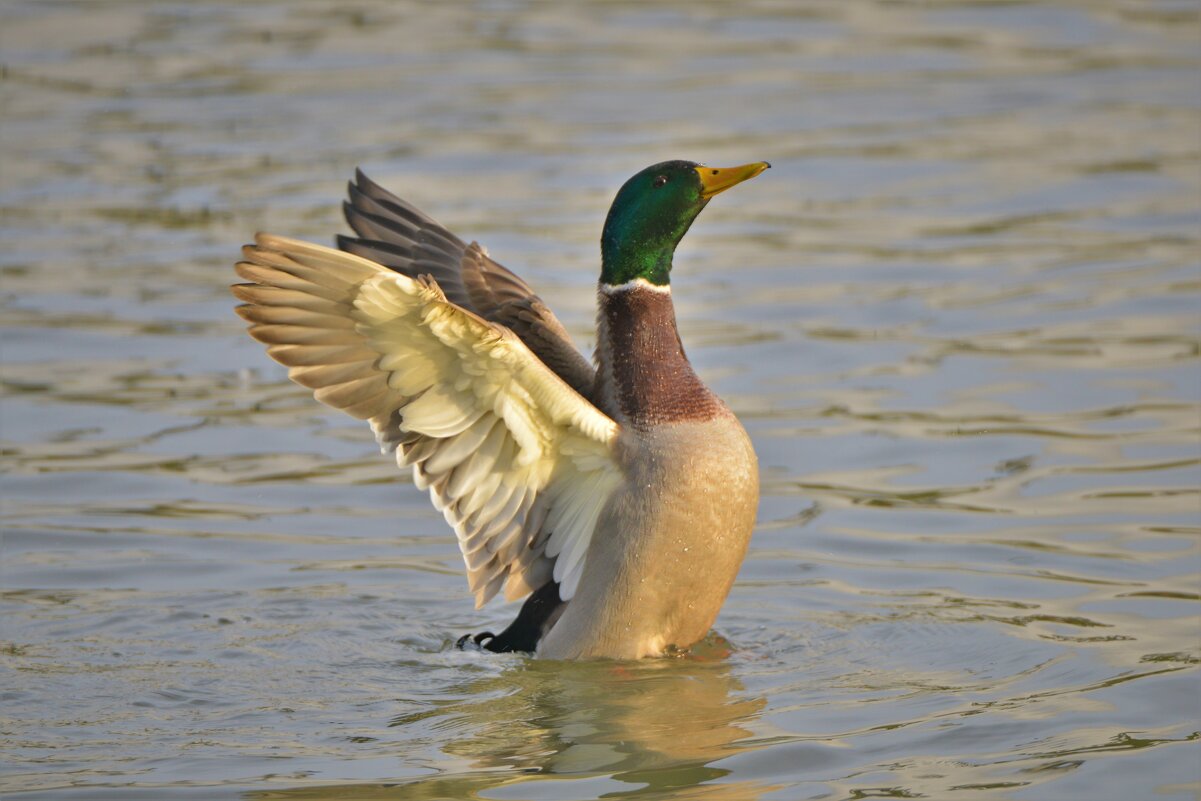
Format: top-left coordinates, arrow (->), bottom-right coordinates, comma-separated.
243,648 -> 770,800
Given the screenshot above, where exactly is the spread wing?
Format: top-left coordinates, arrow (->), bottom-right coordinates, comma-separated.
233,234 -> 623,607
336,170 -> 597,399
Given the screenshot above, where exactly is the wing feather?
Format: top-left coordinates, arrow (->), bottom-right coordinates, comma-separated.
265,343 -> 378,366
339,170 -> 597,399
422,414 -> 497,475
234,232 -> 623,608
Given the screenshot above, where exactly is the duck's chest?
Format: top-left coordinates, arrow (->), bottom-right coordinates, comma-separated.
591,282 -> 726,428
609,419 -> 759,575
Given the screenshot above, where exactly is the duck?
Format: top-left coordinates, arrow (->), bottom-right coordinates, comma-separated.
232,159 -> 769,659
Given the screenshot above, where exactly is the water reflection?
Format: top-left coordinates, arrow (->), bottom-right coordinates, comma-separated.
251,644 -> 768,800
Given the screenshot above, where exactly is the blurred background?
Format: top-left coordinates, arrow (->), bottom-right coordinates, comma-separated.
2,1 -> 1199,799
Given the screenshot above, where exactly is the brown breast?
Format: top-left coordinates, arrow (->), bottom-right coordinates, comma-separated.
594,284 -> 728,428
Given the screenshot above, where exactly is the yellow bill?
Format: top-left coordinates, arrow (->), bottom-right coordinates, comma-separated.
696,162 -> 771,199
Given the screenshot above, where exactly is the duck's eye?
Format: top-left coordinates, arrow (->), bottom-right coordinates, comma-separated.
653,175 -> 668,188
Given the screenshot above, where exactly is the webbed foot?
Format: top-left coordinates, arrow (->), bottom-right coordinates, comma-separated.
453,580 -> 564,655
455,631 -> 496,650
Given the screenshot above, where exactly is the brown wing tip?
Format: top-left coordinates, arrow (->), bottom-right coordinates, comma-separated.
233,260 -> 271,283
252,231 -> 315,254
243,324 -> 280,345
232,302 -> 258,323
230,283 -> 260,303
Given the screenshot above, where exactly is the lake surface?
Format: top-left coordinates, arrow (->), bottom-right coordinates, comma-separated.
2,1 -> 1199,799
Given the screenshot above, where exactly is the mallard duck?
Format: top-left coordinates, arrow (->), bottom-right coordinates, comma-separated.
233,160 -> 769,659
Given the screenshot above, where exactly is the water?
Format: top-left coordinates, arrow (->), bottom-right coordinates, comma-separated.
2,1 -> 1199,798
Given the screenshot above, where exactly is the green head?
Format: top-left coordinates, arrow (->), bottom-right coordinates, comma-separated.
600,159 -> 770,287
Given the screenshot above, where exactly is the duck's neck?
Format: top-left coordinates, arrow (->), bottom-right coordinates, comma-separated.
594,279 -> 725,428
